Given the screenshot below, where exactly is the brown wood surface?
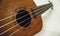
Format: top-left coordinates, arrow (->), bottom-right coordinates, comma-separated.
0,0 -> 43,36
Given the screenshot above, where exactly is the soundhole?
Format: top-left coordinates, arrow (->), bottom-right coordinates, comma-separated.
16,10 -> 31,27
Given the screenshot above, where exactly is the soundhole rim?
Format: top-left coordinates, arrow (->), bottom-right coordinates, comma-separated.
16,10 -> 31,27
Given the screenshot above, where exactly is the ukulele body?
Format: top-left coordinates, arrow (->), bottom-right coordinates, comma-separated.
0,0 -> 43,36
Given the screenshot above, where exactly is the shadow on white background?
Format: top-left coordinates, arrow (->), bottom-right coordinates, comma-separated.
33,0 -> 60,36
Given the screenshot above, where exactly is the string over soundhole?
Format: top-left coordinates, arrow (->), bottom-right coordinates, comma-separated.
16,10 -> 31,27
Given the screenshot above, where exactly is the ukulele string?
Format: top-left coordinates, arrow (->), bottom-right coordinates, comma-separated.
34,3 -> 52,14
0,7 -> 45,35
9,2 -> 53,36
0,3 -> 50,28
8,8 -> 47,36
9,17 -> 34,36
0,4 -> 53,35
9,4 -> 53,36
0,2 -> 52,29
8,6 -> 49,36
31,3 -> 49,11
0,10 -> 28,28
0,12 -> 35,35
0,2 -> 51,22
0,12 -> 15,21
0,12 -> 29,28
0,2 -> 52,35
9,28 -> 20,36
35,4 -> 52,16
0,10 -> 27,21
32,3 -> 51,13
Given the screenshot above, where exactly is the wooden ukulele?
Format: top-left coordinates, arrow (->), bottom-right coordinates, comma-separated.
0,0 -> 53,36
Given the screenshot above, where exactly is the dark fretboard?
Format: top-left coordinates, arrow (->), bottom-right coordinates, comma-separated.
31,2 -> 53,18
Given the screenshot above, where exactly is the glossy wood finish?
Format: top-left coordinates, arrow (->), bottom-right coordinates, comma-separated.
0,0 -> 43,36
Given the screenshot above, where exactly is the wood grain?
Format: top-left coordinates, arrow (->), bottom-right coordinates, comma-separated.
0,0 -> 43,36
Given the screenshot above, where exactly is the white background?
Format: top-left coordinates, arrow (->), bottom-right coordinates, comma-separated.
33,0 -> 60,36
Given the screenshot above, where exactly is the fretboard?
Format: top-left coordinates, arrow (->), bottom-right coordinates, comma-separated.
31,2 -> 53,18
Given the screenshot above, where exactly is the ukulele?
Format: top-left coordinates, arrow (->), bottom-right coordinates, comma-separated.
0,0 -> 53,36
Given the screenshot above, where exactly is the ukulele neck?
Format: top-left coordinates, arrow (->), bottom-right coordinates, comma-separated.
31,2 -> 53,18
